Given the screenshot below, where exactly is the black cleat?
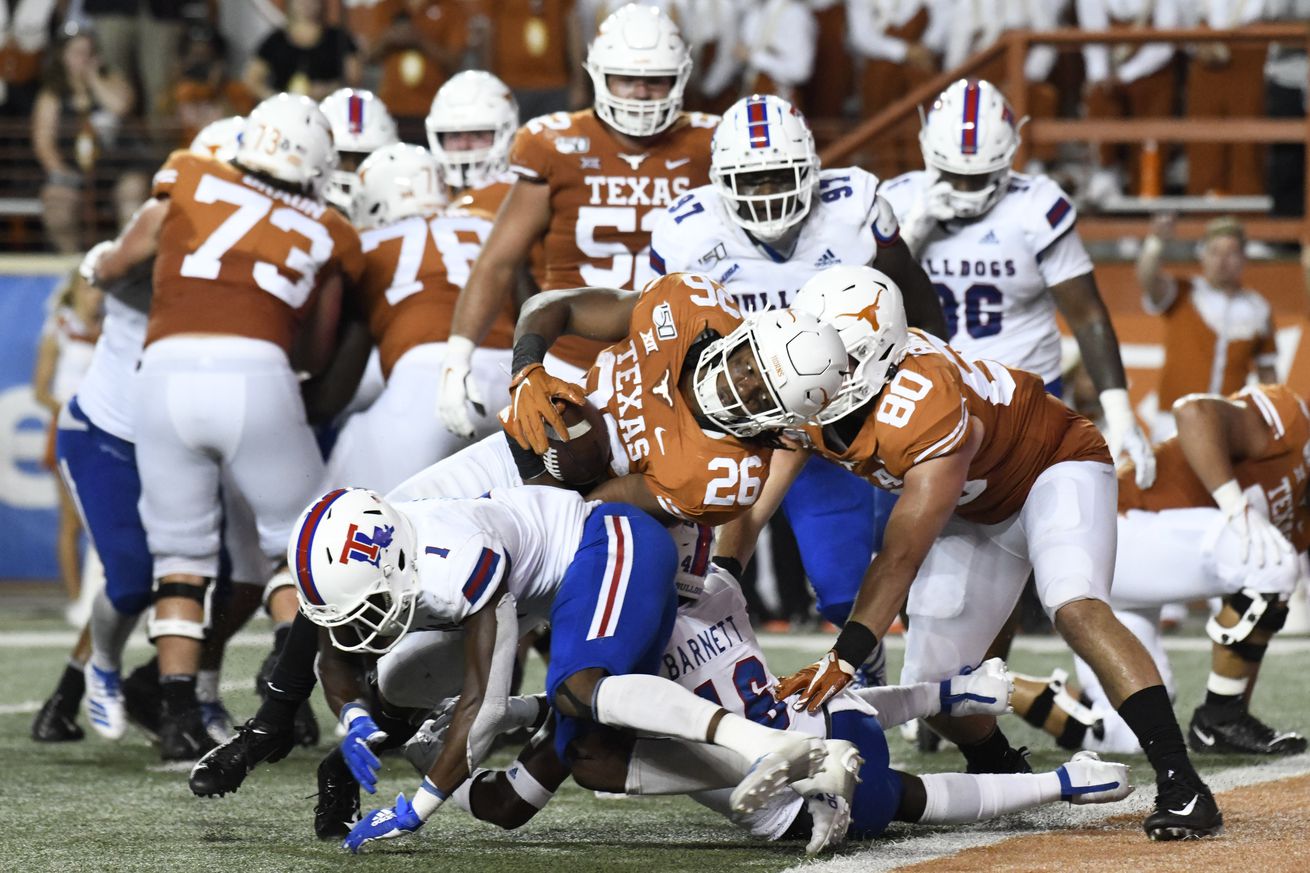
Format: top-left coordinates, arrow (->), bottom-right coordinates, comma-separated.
1189,702 -> 1309,756
160,706 -> 218,762
1144,772 -> 1223,840
189,717 -> 297,797
31,693 -> 84,742
314,749 -> 360,840
966,745 -> 1032,774
122,661 -> 162,742
294,700 -> 320,748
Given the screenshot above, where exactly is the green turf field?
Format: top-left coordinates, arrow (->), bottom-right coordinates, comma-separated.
3,595 -> 1308,873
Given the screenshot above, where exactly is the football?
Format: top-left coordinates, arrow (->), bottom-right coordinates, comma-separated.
542,398 -> 611,486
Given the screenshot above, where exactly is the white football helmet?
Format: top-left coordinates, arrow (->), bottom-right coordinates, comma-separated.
919,78 -> 1024,219
586,3 -> 692,138
711,94 -> 819,241
236,93 -> 338,198
425,70 -> 519,190
352,144 -> 446,231
189,116 -> 244,163
288,488 -> 419,654
693,308 -> 846,438
792,265 -> 909,425
319,88 -> 400,212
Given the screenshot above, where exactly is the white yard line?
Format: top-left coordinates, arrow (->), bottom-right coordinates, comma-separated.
0,679 -> 253,716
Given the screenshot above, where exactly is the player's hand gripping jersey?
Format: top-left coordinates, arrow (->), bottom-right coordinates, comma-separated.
585,272 -> 773,526
880,171 -> 1092,385
1121,384 -> 1310,551
808,330 -> 1110,524
147,151 -> 364,352
510,109 -> 718,367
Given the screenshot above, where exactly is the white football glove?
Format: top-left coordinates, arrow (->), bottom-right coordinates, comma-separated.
1213,480 -> 1293,569
939,656 -> 1013,717
437,336 -> 486,439
900,180 -> 956,257
1100,388 -> 1155,489
79,240 -> 113,285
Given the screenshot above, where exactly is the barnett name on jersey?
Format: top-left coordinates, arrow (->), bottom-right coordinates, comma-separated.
808,330 -> 1110,525
509,109 -> 718,367
1120,384 -> 1310,551
148,151 -> 365,355
880,171 -> 1094,385
585,271 -> 773,526
649,167 -> 902,314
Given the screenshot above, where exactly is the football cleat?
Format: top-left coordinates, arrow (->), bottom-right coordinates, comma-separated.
160,705 -> 218,761
189,717 -> 297,797
315,748 -> 361,840
31,692 -> 84,742
729,735 -> 827,816
1055,751 -> 1133,804
84,663 -> 127,740
122,659 -> 162,741
1143,771 -> 1223,840
790,739 -> 863,855
1188,702 -> 1309,756
966,744 -> 1031,774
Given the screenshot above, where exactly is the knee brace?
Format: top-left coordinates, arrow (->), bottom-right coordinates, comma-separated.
1207,588 -> 1289,647
262,566 -> 295,613
146,578 -> 214,641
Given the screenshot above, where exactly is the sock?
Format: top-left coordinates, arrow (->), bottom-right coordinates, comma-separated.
959,725 -> 1017,770
160,674 -> 197,715
1204,673 -> 1248,708
55,660 -> 86,705
273,621 -> 292,652
504,695 -> 546,733
852,681 -> 941,729
1117,685 -> 1196,784
258,613 -> 321,721
625,738 -> 748,795
196,669 -> 220,705
450,769 -> 490,814
917,771 -> 1062,824
88,589 -> 138,673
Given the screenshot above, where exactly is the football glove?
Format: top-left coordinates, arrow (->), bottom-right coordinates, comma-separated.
939,657 -> 1013,717
339,703 -> 388,795
436,337 -> 486,439
774,651 -> 855,714
499,363 -> 587,455
900,180 -> 955,256
1100,388 -> 1155,489
1213,480 -> 1293,568
343,792 -> 424,853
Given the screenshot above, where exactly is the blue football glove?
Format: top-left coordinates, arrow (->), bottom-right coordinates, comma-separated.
340,703 -> 388,794
342,792 -> 423,853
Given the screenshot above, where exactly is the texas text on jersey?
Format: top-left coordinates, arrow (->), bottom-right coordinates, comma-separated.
806,330 -> 1110,525
649,167 -> 902,315
1120,384 -> 1310,550
147,151 -> 365,353
585,271 -> 773,526
510,109 -> 718,368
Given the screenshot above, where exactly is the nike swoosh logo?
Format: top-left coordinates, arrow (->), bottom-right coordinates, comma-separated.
1193,728 -> 1215,747
1168,795 -> 1199,816
665,158 -> 690,170
654,427 -> 668,454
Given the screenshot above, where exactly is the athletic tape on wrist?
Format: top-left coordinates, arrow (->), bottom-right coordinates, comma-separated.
413,777 -> 447,820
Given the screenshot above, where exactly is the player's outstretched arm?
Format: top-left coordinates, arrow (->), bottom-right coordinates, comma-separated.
713,446 -> 809,569
91,196 -> 167,284
514,286 -> 640,346
873,236 -> 948,339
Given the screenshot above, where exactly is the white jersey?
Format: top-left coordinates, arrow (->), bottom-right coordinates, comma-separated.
649,167 -> 901,315
74,296 -> 147,442
402,486 -> 593,629
880,170 -> 1094,385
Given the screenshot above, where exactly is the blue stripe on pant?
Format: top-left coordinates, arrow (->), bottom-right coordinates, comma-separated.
56,398 -> 152,615
546,503 -> 678,760
828,709 -> 903,839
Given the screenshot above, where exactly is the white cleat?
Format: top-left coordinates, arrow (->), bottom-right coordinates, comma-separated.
1057,750 -> 1134,805
84,663 -> 127,740
729,736 -> 827,816
791,739 -> 863,855
940,657 -> 1013,717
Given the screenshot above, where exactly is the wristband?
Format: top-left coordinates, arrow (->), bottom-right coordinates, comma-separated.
446,335 -> 474,368
512,333 -> 550,375
832,621 -> 878,668
710,555 -> 743,581
340,701 -> 371,730
1211,480 -> 1245,514
413,777 -> 448,821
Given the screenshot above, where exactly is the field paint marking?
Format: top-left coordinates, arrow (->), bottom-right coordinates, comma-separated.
785,754 -> 1310,873
0,679 -> 253,717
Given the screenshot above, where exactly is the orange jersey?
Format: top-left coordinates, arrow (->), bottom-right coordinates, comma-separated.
585,272 -> 772,526
447,174 -> 513,220
509,109 -> 718,368
808,330 -> 1111,525
1120,384 -> 1310,551
148,151 -> 364,354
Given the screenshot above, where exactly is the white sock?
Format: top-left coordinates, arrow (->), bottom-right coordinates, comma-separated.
852,682 -> 942,729
196,669 -> 220,704
451,768 -> 490,814
918,771 -> 1063,824
504,695 -> 545,732
625,738 -> 748,795
88,589 -> 137,673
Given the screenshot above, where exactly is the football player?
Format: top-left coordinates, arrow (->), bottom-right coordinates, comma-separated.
318,88 -> 399,215
90,93 -> 364,759
721,265 -> 1223,841
649,92 -> 947,669
1013,385 -> 1308,758
884,78 -> 1154,484
437,4 -> 720,439
425,70 -> 520,207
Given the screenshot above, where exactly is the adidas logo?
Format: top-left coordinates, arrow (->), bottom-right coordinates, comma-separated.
370,808 -> 396,826
980,230 -> 1000,245
814,249 -> 840,268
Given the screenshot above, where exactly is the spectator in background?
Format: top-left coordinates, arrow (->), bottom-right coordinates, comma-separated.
1138,214 -> 1278,441
77,0 -> 183,119
736,0 -> 816,107
1077,0 -> 1179,205
243,0 -> 361,101
0,0 -> 58,118
367,1 -> 463,128
1266,0 -> 1310,217
31,25 -> 143,252
802,0 -> 855,120
173,24 -> 255,146
487,0 -> 578,119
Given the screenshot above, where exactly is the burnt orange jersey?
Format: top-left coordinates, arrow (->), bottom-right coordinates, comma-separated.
509,109 -> 718,368
148,151 -> 364,354
585,272 -> 772,526
1120,384 -> 1310,551
447,173 -> 513,219
807,330 -> 1111,525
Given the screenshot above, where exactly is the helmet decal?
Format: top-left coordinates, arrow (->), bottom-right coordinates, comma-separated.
293,487 -> 348,606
